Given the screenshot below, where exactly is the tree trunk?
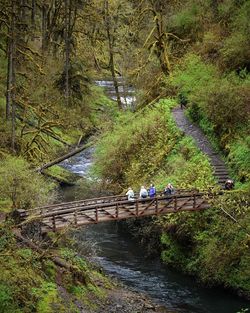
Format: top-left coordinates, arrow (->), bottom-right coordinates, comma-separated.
155,13 -> 171,76
31,0 -> 36,25
6,37 -> 12,120
211,0 -> 219,19
41,5 -> 47,52
10,0 -> 16,152
104,0 -> 122,110
36,140 -> 95,172
64,0 -> 70,105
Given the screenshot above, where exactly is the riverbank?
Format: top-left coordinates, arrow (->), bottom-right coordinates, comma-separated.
0,221 -> 173,313
79,279 -> 172,313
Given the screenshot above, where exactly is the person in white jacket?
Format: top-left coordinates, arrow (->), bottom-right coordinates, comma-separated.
139,186 -> 148,198
126,187 -> 135,201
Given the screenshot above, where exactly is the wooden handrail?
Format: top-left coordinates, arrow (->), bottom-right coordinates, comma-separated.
27,188 -> 203,214
26,192 -> 205,219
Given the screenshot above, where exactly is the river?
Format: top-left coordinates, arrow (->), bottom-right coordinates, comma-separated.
59,148 -> 250,313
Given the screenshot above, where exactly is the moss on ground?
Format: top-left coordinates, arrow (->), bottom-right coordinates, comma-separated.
0,224 -> 116,313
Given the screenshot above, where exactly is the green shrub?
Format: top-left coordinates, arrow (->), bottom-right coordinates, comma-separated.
172,54 -> 250,150
159,189 -> 250,293
170,54 -> 218,103
228,137 -> 250,182
0,156 -> 55,210
169,2 -> 209,40
0,283 -> 21,313
219,1 -> 250,70
93,99 -> 180,189
221,32 -> 250,70
161,233 -> 187,267
154,136 -> 215,189
201,81 -> 249,136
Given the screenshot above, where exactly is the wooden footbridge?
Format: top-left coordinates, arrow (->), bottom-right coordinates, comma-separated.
17,190 -> 213,232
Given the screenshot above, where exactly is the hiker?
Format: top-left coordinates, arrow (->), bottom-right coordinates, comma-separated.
164,183 -> 174,195
149,184 -> 156,198
224,179 -> 234,190
178,93 -> 188,109
126,187 -> 135,201
139,186 -> 148,199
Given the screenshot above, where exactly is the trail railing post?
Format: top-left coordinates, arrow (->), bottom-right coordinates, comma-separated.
155,198 -> 158,214
174,196 -> 177,211
136,200 -> 139,216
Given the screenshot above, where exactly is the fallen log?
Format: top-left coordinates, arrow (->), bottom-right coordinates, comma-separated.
36,140 -> 95,172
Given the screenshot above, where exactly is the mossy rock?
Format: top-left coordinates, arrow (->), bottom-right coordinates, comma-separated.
43,165 -> 80,186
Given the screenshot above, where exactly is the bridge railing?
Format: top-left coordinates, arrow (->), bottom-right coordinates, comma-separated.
26,188 -> 203,216
16,191 -> 213,230
42,192 -> 211,231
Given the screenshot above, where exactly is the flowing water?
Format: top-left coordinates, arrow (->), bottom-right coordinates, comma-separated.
95,78 -> 136,109
59,149 -> 250,313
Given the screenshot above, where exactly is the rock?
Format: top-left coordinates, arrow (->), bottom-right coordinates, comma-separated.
144,303 -> 156,310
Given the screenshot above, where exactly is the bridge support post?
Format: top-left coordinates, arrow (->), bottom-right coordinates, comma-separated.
174,196 -> 177,211
95,208 -> 98,223
155,198 -> 159,214
193,194 -> 196,209
116,204 -> 119,218
136,200 -> 139,216
52,215 -> 56,232
74,211 -> 78,225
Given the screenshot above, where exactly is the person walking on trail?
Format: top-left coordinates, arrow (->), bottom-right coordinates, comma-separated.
224,179 -> 234,190
164,183 -> 174,195
149,184 -> 156,198
139,186 -> 148,199
178,93 -> 188,109
126,187 -> 135,201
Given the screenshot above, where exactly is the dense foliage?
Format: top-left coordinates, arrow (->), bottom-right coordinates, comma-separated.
93,99 -> 215,191
159,189 -> 250,294
0,156 -> 55,211
94,97 -> 250,295
0,0 -> 249,309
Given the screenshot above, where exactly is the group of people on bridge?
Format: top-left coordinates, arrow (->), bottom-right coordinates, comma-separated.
125,178 -> 234,201
126,183 -> 174,201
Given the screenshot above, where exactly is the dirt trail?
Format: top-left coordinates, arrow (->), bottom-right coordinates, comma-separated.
172,107 -> 230,186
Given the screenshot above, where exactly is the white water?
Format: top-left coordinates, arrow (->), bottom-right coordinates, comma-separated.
95,79 -> 136,108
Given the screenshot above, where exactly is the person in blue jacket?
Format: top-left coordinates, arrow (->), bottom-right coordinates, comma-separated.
149,184 -> 156,198
164,183 -> 174,195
